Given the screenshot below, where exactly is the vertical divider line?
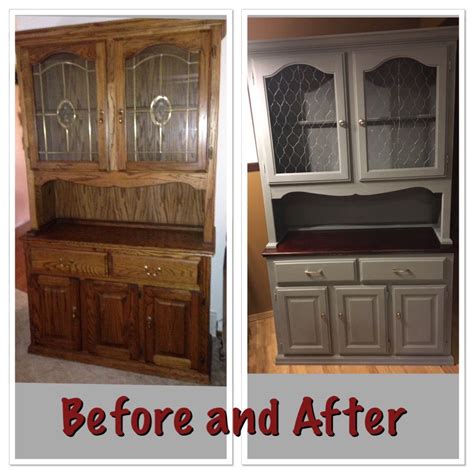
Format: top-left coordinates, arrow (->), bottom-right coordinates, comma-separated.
133,56 -> 137,162
85,60 -> 93,161
38,63 -> 49,161
159,53 -> 163,156
185,51 -> 190,162
62,62 -> 69,153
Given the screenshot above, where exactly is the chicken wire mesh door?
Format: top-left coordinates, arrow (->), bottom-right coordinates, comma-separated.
259,54 -> 350,183
355,47 -> 448,180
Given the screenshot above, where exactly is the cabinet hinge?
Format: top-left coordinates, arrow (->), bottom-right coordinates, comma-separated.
387,339 -> 391,351
252,72 -> 255,85
211,45 -> 217,58
274,291 -> 277,301
445,154 -> 449,173
208,145 -> 214,160
448,59 -> 452,71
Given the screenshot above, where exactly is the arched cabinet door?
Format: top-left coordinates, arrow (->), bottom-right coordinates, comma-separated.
18,42 -> 107,170
115,31 -> 211,171
249,52 -> 350,184
353,45 -> 449,180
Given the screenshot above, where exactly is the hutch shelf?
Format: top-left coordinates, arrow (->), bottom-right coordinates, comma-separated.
248,26 -> 458,365
16,18 -> 225,383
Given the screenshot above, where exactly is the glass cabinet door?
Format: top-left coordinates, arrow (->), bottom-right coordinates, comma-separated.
119,32 -> 210,171
250,53 -> 350,183
25,42 -> 107,169
354,46 -> 449,180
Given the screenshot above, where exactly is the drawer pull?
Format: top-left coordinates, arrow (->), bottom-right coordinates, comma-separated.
338,312 -> 344,320
392,268 -> 412,275
144,265 -> 162,277
146,316 -> 153,329
58,258 -> 76,270
395,312 -> 402,320
321,312 -> 326,319
304,269 -> 324,277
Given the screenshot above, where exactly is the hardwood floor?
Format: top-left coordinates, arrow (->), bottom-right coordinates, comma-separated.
248,314 -> 459,374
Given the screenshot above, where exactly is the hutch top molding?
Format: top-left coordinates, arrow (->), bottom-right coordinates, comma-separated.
248,26 -> 458,247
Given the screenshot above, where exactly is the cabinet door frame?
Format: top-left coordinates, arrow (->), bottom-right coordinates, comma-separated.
113,30 -> 212,172
143,286 -> 200,370
249,51 -> 351,184
17,41 -> 108,171
353,44 -> 449,181
276,286 -> 332,355
392,285 -> 447,355
82,280 -> 140,361
29,274 -> 81,351
334,285 -> 388,355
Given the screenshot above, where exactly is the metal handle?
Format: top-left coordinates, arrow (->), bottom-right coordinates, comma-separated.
358,118 -> 367,127
144,265 -> 162,277
338,119 -> 347,128
338,312 -> 344,320
304,269 -> 324,277
99,109 -> 104,124
395,312 -> 402,320
118,109 -> 124,124
146,316 -> 153,329
72,306 -> 77,320
392,268 -> 411,274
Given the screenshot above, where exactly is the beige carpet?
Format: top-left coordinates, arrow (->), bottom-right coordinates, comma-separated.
15,290 -> 225,386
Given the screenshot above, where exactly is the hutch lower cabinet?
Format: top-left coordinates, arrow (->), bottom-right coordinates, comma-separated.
17,18 -> 224,383
248,26 -> 458,366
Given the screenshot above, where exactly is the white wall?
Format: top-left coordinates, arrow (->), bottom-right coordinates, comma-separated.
15,15 -> 227,335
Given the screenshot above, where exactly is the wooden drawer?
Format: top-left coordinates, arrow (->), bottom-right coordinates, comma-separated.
111,253 -> 199,288
30,247 -> 107,278
359,257 -> 446,282
274,258 -> 356,284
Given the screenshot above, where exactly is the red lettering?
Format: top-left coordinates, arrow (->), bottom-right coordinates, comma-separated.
365,407 -> 384,436
258,399 -> 279,436
233,408 -> 256,436
388,407 -> 407,435
342,397 -> 364,437
131,407 -> 152,436
62,397 -> 85,437
320,396 -> 341,436
154,408 -> 173,436
174,408 -> 193,436
207,407 -> 229,436
110,396 -> 131,437
87,407 -> 106,436
293,397 -> 322,436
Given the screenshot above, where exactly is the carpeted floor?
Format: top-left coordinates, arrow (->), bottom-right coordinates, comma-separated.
15,290 -> 226,386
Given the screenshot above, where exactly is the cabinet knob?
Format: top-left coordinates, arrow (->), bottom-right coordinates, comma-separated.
338,119 -> 347,128
72,306 -> 78,320
395,312 -> 402,320
118,109 -> 124,124
320,312 -> 326,319
358,118 -> 367,127
146,316 -> 153,329
99,109 -> 104,124
338,312 -> 344,320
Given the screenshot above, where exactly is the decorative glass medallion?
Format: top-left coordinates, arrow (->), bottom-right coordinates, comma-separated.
150,95 -> 172,126
56,99 -> 77,129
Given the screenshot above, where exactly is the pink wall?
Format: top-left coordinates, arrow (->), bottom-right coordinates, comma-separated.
15,85 -> 30,227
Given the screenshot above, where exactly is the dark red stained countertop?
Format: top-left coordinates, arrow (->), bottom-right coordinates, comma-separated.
262,227 -> 455,257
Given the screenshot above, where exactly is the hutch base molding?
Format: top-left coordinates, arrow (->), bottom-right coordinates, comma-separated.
249,26 -> 458,366
17,18 -> 224,383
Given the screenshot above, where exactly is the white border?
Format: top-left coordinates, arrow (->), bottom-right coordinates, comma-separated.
9,8 -> 233,466
242,9 -> 466,466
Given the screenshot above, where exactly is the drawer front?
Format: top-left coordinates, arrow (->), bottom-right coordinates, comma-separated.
30,247 -> 107,278
359,257 -> 446,283
111,254 -> 199,287
274,258 -> 356,284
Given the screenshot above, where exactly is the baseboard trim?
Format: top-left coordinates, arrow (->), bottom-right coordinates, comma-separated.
275,354 -> 455,366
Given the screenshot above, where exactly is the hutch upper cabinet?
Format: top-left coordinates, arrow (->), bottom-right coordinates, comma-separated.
17,18 -> 224,383
249,26 -> 458,366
